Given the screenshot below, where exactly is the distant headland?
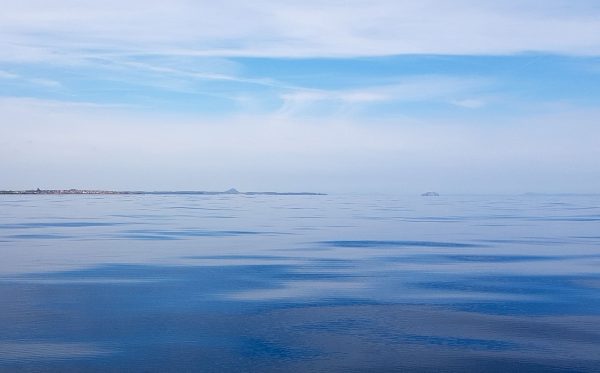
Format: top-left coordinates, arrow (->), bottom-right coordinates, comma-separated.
0,188 -> 325,196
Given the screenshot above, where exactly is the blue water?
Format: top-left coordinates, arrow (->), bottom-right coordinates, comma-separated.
1,194 -> 599,372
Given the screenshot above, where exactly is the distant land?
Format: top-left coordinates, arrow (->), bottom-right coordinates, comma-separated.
0,188 -> 325,196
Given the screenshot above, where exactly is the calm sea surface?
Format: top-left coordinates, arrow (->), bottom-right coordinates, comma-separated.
1,194 -> 599,372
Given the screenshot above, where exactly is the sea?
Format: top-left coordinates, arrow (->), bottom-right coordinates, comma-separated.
1,194 -> 599,372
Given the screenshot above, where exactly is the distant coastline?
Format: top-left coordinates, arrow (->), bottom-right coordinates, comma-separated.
0,188 -> 326,196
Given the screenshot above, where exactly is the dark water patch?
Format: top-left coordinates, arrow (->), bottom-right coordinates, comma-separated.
527,215 -> 600,222
197,215 -> 236,219
167,206 -> 233,211
474,223 -> 520,227
295,318 -> 373,332
415,274 -> 600,316
320,240 -> 480,248
109,214 -> 170,219
274,206 -> 320,210
400,216 -> 465,223
185,255 -> 292,260
112,234 -> 181,240
441,255 -> 553,263
286,216 -> 324,219
477,238 -> 565,245
304,258 -> 357,269
0,341 -> 113,361
383,254 -> 561,264
293,227 -> 320,231
243,305 -> 600,372
274,271 -> 361,282
235,337 -> 320,360
114,229 -> 276,240
398,334 -> 517,350
5,234 -> 72,240
572,236 -> 600,240
573,279 -> 600,289
111,212 -> 237,219
0,222 -> 124,229
196,256 -> 355,269
443,254 -> 600,263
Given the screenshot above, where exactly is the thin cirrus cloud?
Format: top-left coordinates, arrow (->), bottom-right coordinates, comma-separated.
1,0 -> 600,60
276,76 -> 490,117
0,69 -> 61,88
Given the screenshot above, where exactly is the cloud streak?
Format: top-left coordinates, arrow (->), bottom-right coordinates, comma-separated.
0,69 -> 61,88
1,0 -> 600,63
277,76 -> 490,116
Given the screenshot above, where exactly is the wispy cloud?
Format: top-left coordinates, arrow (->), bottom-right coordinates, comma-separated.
277,76 -> 490,116
28,78 -> 62,88
0,70 -> 61,88
1,1 -> 600,63
110,58 -> 290,89
0,70 -> 19,79
450,99 -> 486,109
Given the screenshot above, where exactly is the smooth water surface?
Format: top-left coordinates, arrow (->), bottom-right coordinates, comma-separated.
1,194 -> 600,372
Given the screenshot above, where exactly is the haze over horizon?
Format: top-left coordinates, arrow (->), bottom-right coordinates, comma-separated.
2,1 -> 600,194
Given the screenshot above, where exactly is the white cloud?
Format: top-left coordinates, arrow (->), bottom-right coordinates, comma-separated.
1,0 -> 600,63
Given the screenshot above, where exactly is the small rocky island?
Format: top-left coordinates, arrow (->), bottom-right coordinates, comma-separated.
421,191 -> 440,196
0,188 -> 325,196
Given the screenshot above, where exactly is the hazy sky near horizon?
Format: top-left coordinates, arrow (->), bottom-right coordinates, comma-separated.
2,0 -> 600,193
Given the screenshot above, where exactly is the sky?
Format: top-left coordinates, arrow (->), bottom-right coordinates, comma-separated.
1,0 -> 600,194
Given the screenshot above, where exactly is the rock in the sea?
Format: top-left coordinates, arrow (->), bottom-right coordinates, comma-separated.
224,188 -> 240,194
421,192 -> 440,196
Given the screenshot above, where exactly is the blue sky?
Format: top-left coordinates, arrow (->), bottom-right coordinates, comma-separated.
2,1 -> 600,193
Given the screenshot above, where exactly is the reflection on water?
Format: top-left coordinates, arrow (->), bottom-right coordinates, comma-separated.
1,194 -> 600,372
